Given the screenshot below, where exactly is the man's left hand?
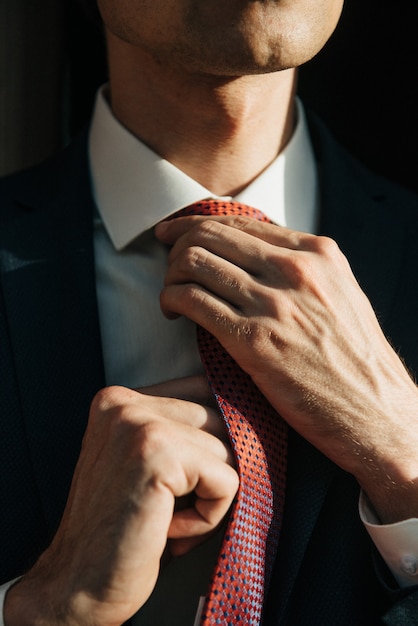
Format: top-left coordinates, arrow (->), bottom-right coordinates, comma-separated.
156,215 -> 418,524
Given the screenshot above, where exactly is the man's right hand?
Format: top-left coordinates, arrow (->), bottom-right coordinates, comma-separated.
4,376 -> 238,626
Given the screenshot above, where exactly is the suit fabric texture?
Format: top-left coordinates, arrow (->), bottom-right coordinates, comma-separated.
1,112 -> 418,625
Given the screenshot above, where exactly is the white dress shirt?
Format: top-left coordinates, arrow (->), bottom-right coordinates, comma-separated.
89,87 -> 318,390
1,87 -> 417,624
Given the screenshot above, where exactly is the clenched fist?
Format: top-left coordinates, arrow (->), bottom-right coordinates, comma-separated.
5,376 -> 238,626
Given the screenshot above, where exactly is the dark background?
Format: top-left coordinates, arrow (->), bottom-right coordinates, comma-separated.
297,0 -> 417,193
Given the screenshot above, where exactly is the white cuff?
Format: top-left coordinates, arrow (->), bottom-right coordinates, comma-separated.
359,491 -> 418,587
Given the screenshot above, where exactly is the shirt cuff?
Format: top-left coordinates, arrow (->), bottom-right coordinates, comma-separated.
359,490 -> 418,587
0,578 -> 21,626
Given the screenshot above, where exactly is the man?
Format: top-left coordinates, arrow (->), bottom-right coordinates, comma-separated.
1,0 -> 418,624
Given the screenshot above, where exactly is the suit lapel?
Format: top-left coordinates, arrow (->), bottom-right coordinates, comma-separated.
0,132 -> 105,533
265,430 -> 335,624
313,112 -> 405,325
265,112 -> 406,624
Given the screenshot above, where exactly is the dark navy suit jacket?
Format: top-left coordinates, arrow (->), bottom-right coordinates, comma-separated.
1,113 -> 418,624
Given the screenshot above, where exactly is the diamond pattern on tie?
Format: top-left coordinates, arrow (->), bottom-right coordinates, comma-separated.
172,200 -> 287,625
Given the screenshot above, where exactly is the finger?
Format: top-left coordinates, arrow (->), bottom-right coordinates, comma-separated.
166,220 -> 285,278
155,214 -> 312,250
163,245 -> 269,313
92,386 -> 231,450
168,459 -> 239,540
167,517 -> 227,557
135,390 -> 230,443
138,374 -> 216,408
160,281 -> 251,353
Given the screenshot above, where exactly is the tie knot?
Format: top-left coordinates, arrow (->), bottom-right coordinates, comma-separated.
173,199 -> 271,223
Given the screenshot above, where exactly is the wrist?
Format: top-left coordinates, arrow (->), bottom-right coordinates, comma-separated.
355,431 -> 418,524
3,575 -> 86,626
350,382 -> 418,524
360,472 -> 418,525
5,576 -> 54,626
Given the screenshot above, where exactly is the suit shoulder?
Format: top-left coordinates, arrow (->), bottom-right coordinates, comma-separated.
0,130 -> 90,222
306,110 -> 418,223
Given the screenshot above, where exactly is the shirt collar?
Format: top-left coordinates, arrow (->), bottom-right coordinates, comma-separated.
89,85 -> 318,250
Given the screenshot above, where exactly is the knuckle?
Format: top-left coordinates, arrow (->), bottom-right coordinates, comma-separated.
277,237 -> 340,286
89,387 -> 143,439
89,385 -> 129,418
160,282 -> 203,317
88,388 -> 178,463
179,245 -> 207,272
198,218 -> 223,236
182,283 -> 209,308
277,251 -> 310,286
178,218 -> 221,246
227,214 -> 252,231
85,387 -> 139,451
136,420 -> 170,460
311,234 -> 340,257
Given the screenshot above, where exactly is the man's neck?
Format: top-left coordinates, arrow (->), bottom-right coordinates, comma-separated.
106,32 -> 297,196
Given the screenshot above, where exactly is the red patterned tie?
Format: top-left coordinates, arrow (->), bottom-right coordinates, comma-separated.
174,200 -> 288,625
